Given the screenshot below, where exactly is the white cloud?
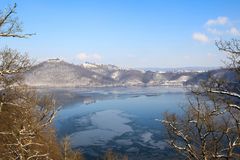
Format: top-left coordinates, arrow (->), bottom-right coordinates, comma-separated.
192,32 -> 209,43
206,28 -> 224,35
77,53 -> 88,61
206,16 -> 228,26
206,26 -> 240,36
76,53 -> 102,62
92,54 -> 102,61
228,27 -> 240,36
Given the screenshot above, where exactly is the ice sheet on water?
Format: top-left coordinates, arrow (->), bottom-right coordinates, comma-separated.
70,110 -> 133,147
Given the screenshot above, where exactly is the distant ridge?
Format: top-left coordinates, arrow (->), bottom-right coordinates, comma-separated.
24,59 -> 231,88
138,66 -> 220,73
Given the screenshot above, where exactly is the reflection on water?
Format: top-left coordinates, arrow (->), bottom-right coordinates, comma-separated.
51,87 -> 187,160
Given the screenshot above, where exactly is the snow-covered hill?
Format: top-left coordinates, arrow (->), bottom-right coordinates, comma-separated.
24,59 -> 210,88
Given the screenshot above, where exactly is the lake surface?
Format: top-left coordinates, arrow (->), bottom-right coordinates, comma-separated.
50,87 -> 188,160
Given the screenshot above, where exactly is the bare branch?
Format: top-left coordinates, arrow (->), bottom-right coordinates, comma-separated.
0,33 -> 35,38
0,3 -> 34,39
208,89 -> 240,99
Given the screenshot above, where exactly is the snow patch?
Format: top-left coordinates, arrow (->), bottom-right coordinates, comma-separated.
176,75 -> 190,82
111,71 -> 120,80
82,62 -> 98,68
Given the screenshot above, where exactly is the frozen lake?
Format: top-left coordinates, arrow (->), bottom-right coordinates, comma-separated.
50,86 -> 188,160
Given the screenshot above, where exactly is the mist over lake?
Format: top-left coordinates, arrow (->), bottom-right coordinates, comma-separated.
44,86 -> 189,160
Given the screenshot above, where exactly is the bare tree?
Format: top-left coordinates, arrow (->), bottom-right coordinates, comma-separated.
0,3 -> 81,160
0,3 -> 34,38
62,137 -> 84,160
162,39 -> 240,160
0,49 -> 64,159
104,150 -> 128,160
216,39 -> 240,74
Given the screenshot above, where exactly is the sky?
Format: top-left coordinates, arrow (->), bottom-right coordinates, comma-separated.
1,0 -> 240,68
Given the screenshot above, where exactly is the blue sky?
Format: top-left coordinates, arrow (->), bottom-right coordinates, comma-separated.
1,0 -> 240,68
